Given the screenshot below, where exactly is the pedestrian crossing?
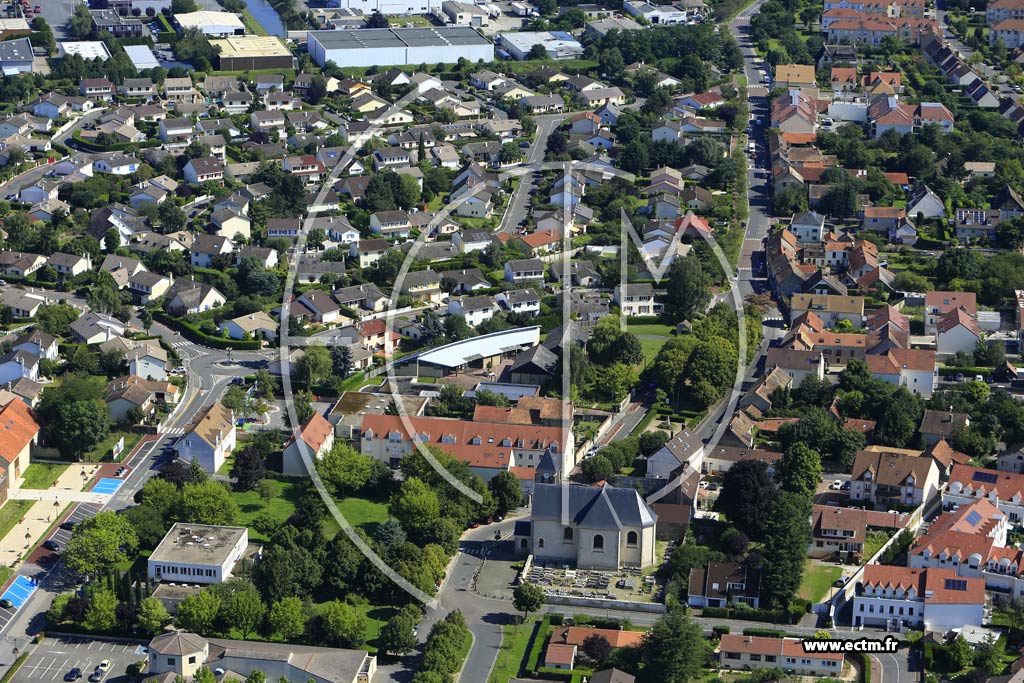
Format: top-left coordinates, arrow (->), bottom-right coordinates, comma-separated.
163,427 -> 185,437
171,340 -> 195,349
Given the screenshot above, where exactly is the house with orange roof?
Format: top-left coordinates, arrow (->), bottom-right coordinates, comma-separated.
774,64 -> 817,89
550,626 -> 647,649
830,67 -> 859,91
861,206 -> 906,234
936,307 -> 982,355
945,464 -> 1024,524
925,291 -> 977,333
850,449 -> 940,509
359,413 -> 571,480
853,566 -> 984,629
0,397 -> 37,501
718,635 -> 844,676
810,505 -> 909,559
863,71 -> 903,92
544,643 -> 577,670
282,412 -> 335,476
865,348 -> 937,397
771,90 -> 818,134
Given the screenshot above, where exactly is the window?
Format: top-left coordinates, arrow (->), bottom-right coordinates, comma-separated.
167,658 -> 176,666
725,653 -> 741,660
593,534 -> 604,551
627,531 -> 638,547
766,656 -> 777,663
188,656 -> 196,665
563,528 -> 574,542
538,538 -> 544,549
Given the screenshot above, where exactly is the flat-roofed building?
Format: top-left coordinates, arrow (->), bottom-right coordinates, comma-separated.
209,36 -> 295,71
174,10 -> 245,36
148,523 -> 253,585
307,27 -> 494,68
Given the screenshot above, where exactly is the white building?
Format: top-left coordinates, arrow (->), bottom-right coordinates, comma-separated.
174,401 -> 236,473
849,449 -> 940,510
718,635 -> 844,677
174,11 -> 245,36
852,566 -> 985,631
945,464 -> 1024,525
307,27 -> 493,68
498,31 -> 584,60
148,523 -> 251,585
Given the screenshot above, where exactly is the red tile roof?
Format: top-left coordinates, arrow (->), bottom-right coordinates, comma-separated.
0,399 -> 38,464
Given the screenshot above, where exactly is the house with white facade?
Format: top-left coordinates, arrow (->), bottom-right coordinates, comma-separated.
174,401 -> 236,473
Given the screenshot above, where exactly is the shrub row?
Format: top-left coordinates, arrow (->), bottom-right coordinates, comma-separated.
153,310 -> 261,350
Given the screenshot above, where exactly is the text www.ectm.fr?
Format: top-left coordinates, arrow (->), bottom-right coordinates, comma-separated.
802,637 -> 900,654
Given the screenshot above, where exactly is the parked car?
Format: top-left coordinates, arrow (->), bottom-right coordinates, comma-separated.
0,599 -> 13,609
829,480 -> 842,490
65,669 -> 82,682
42,540 -> 60,552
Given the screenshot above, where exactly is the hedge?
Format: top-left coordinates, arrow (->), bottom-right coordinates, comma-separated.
153,310 -> 261,350
849,651 -> 870,683
525,615 -> 551,673
712,625 -> 730,636
0,652 -> 28,683
938,366 -> 993,378
742,628 -> 789,638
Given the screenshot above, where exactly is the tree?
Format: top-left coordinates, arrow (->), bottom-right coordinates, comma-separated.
137,596 -> 170,634
36,303 -> 79,335
365,10 -> 389,27
85,590 -> 118,632
292,389 -> 315,426
444,314 -> 472,341
180,481 -> 240,526
760,491 -> 812,607
48,399 -> 111,461
228,583 -> 267,639
528,43 -> 548,59
598,47 -> 624,79
268,596 -> 307,641
487,470 -> 522,514
582,634 -> 612,664
391,478 -> 440,535
379,608 -> 419,655
581,454 -> 616,483
320,600 -> 366,648
949,635 -> 973,670
640,610 -> 707,683
64,511 -> 138,578
306,75 -> 328,104
331,345 -> 353,380
664,255 -> 712,323
716,460 -> 778,538
297,344 -> 332,387
318,443 -> 373,495
172,0 -> 198,11
776,443 -> 822,497
512,582 -> 544,620
231,445 -> 267,491
176,589 -> 222,634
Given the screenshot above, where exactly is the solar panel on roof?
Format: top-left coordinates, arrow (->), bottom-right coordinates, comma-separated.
944,578 -> 968,591
973,471 -> 999,484
965,510 -> 982,526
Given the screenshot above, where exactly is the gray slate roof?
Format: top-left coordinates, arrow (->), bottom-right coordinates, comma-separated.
532,483 -> 656,530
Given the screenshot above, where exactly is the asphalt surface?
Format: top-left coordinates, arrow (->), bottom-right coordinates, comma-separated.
496,112 -> 570,234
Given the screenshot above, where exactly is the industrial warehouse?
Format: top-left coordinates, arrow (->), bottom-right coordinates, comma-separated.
306,26 -> 493,67
209,35 -> 296,71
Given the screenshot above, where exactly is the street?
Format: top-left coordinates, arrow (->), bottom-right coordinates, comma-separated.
496,112 -> 570,234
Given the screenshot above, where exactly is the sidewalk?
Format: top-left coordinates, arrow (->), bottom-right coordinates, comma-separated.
0,462 -> 105,569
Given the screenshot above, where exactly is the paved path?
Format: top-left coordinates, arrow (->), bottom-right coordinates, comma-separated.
11,490 -> 111,504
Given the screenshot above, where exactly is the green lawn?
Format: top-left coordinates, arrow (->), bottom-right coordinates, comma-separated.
83,432 -> 142,463
335,497 -> 390,539
488,621 -> 537,683
626,323 -> 674,336
0,500 -> 35,544
797,560 -> 842,603
354,603 -> 398,653
232,478 -> 307,542
217,454 -> 235,477
20,463 -> 69,490
640,337 -> 668,364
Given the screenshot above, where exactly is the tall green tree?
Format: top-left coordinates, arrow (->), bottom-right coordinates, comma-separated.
776,443 -> 822,498
663,255 -> 712,323
716,460 -> 778,538
64,511 -> 138,578
513,582 -> 544,621
268,596 -> 307,641
640,609 -> 708,683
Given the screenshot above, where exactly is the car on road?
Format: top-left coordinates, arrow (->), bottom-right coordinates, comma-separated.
65,669 -> 82,682
832,577 -> 848,588
0,599 -> 13,609
829,480 -> 842,490
43,540 -> 60,552
518,140 -> 530,148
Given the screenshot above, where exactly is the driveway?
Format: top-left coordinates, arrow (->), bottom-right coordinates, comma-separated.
12,636 -> 146,683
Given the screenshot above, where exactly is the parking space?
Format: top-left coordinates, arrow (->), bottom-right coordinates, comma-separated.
0,576 -> 34,609
89,479 -> 123,495
23,503 -> 101,575
12,637 -> 146,683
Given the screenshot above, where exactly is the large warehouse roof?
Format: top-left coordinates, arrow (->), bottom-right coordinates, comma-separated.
308,26 -> 490,50
175,10 -> 245,32
408,326 -> 541,370
209,35 -> 291,58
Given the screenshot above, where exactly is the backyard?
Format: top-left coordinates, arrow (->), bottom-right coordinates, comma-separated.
796,559 -> 843,603
83,432 -> 142,463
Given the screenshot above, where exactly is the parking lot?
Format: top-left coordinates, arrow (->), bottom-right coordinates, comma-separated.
12,637 -> 147,683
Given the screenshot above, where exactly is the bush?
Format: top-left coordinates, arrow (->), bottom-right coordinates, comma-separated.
153,311 -> 260,350
712,625 -> 730,636
742,628 -> 789,638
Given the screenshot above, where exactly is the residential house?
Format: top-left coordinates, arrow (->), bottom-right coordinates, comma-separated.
174,401 -> 236,473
